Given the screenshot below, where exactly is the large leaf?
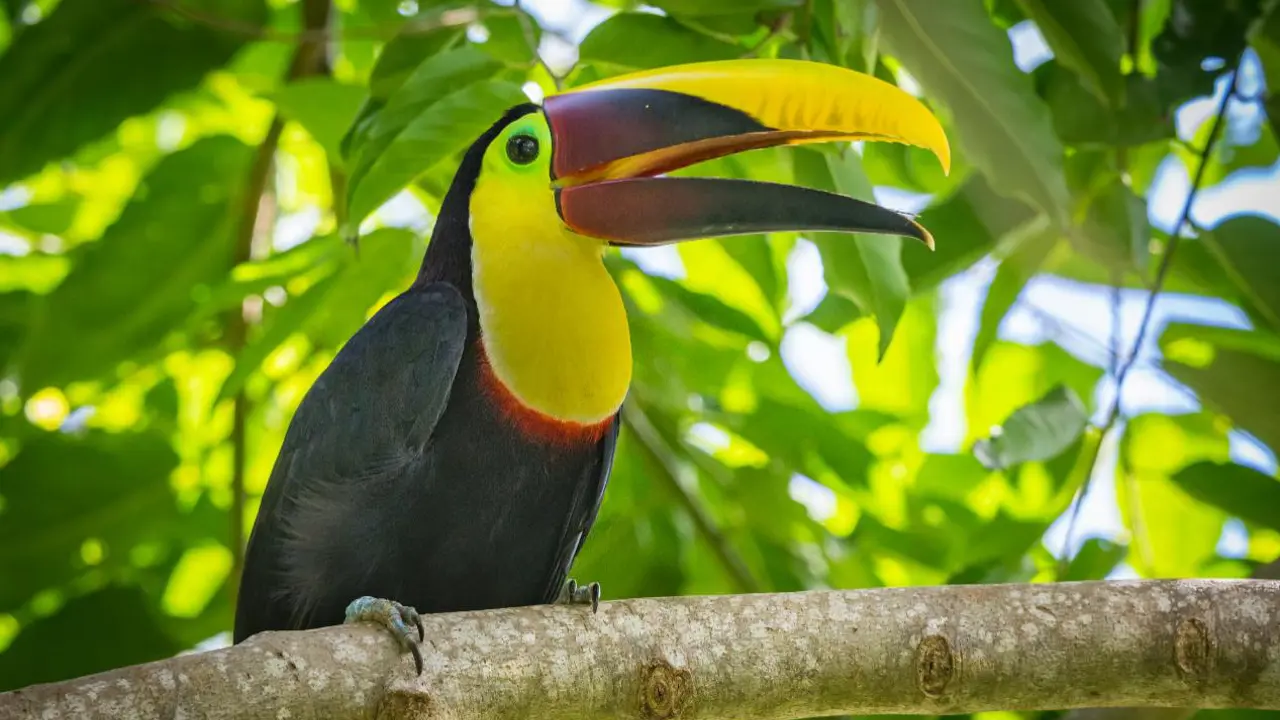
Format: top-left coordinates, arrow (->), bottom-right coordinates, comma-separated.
1172,461 -> 1280,532
1016,0 -> 1125,106
0,429 -> 185,612
794,148 -> 912,357
1163,326 -> 1280,452
905,175 -> 1039,290
973,385 -> 1089,470
18,136 -> 254,389
1200,214 -> 1280,334
270,79 -> 368,160
578,13 -> 742,70
875,0 -> 1070,225
344,48 -> 526,226
0,0 -> 264,185
0,585 -> 181,691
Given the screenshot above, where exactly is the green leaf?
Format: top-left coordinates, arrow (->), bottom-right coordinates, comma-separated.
800,293 -> 862,333
0,585 -> 182,691
646,0 -> 801,15
480,13 -> 539,65
1164,334 -> 1280,453
647,276 -> 772,344
1172,461 -> 1280,532
3,195 -> 80,235
1016,0 -> 1125,106
270,79 -> 368,160
1062,538 -> 1127,581
0,0 -> 264,184
19,136 -> 254,389
345,49 -> 525,226
0,429 -> 182,612
973,385 -> 1088,470
218,229 -> 417,402
579,13 -> 742,71
876,0 -> 1070,226
1036,62 -> 1173,146
905,175 -> 1039,291
794,148 -> 911,358
344,46 -> 503,170
1200,214 -> 1280,334
366,5 -> 469,99
973,227 -> 1058,369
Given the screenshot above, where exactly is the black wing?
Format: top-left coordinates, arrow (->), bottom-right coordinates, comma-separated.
540,414 -> 620,604
234,283 -> 467,641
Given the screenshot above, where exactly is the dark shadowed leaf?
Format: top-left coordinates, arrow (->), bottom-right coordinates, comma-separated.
974,385 -> 1088,470
18,136 -> 254,389
905,175 -> 1039,291
0,429 -> 182,612
0,585 -> 182,691
1016,0 -> 1125,105
1172,461 -> 1280,531
876,0 -> 1070,226
1200,214 -> 1280,333
0,0 -> 264,184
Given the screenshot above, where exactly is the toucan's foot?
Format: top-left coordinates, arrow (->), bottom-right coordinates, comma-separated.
343,596 -> 424,674
556,578 -> 601,613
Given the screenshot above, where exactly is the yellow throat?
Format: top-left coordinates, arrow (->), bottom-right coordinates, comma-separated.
468,115 -> 632,426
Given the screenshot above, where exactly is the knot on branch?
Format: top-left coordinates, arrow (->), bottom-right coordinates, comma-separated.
639,659 -> 693,718
916,634 -> 955,698
1175,617 -> 1213,683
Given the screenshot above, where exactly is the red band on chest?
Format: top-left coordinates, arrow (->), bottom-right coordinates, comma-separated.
475,343 -> 615,447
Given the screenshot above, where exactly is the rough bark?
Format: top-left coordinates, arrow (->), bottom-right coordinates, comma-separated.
2,580 -> 1278,720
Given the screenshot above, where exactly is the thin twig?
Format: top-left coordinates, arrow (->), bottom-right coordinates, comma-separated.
227,0 -> 333,606
143,0 -> 477,43
1056,63 -> 1241,576
513,0 -> 562,91
622,401 -> 760,593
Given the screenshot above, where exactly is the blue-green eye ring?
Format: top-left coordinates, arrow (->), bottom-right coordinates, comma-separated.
506,134 -> 539,165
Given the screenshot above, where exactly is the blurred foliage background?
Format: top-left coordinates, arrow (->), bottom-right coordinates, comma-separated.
1,0 -> 1279,707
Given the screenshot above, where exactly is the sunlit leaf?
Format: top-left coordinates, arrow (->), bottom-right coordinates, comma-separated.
1062,537 -> 1127,581
794,148 -> 912,357
19,136 -> 254,389
270,79 -> 368,160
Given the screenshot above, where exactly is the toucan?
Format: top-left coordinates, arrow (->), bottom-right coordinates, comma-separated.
233,59 -> 950,672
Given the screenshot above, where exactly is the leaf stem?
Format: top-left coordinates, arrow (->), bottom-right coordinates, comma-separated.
227,0 -> 333,606
622,401 -> 761,594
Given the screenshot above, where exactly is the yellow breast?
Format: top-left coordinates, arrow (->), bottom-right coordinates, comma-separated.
468,165 -> 632,426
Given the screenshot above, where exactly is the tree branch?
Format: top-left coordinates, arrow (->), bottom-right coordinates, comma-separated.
227,0 -> 332,602
3,580 -> 1278,719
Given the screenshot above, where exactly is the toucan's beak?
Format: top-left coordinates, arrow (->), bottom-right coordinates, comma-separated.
543,59 -> 950,249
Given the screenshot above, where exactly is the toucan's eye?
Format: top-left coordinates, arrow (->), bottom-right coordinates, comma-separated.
506,134 -> 540,165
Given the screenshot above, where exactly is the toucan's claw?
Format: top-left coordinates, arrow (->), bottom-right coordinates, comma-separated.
344,595 -> 424,674
557,578 -> 601,613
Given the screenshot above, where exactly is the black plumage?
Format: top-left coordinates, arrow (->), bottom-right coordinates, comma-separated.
234,106 -> 618,643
